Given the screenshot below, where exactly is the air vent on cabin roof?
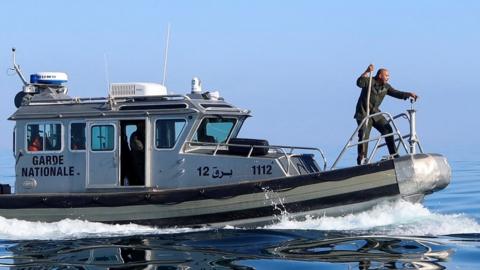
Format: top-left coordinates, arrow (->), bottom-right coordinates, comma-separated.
109,83 -> 167,98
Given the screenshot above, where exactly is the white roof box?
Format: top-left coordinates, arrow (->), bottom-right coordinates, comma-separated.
109,83 -> 167,98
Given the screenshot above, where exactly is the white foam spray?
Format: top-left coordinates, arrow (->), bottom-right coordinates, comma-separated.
0,200 -> 478,240
263,187 -> 290,221
266,199 -> 480,236
0,217 -> 203,240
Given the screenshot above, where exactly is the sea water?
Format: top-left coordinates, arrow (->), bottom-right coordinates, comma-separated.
0,149 -> 479,269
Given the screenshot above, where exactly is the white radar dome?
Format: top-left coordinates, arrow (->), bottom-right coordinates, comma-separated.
30,72 -> 68,85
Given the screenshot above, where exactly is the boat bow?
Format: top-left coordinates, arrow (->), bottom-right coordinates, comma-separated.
394,154 -> 451,201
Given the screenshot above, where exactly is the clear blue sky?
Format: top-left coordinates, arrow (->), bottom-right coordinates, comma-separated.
0,1 -> 479,160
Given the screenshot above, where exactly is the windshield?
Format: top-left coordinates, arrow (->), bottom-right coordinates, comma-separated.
193,118 -> 236,143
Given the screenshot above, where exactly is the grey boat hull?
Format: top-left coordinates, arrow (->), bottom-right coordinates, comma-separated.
0,153 -> 450,227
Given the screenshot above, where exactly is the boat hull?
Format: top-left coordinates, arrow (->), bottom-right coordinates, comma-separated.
0,153 -> 450,227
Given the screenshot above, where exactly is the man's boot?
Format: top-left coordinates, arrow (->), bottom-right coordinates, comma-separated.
357,154 -> 365,165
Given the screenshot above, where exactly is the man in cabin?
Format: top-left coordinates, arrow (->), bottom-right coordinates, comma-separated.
130,121 -> 145,185
355,64 -> 418,165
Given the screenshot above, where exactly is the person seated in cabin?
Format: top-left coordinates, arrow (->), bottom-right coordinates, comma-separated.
28,135 -> 43,152
354,64 -> 418,165
71,136 -> 85,150
129,122 -> 145,185
196,123 -> 216,143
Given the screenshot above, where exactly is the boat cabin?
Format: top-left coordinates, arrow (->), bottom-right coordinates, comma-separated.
10,75 -> 323,194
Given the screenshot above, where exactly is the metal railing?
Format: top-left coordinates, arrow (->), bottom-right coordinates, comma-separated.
27,94 -> 190,106
377,112 -> 424,154
331,107 -> 423,169
185,141 -> 327,174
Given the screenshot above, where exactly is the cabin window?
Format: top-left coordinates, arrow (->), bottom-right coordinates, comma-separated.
155,119 -> 186,149
70,123 -> 86,151
26,123 -> 62,152
91,125 -> 115,151
193,118 -> 236,144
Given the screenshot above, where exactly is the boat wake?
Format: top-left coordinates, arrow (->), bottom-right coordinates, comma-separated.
266,199 -> 480,236
0,200 -> 477,240
0,218 -> 203,240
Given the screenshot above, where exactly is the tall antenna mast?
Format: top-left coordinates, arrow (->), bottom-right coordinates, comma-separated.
103,53 -> 110,91
162,23 -> 171,86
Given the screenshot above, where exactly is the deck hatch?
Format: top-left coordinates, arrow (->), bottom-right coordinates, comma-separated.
119,104 -> 187,111
200,104 -> 232,109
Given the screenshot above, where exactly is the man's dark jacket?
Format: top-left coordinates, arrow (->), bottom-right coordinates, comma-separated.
354,76 -> 410,121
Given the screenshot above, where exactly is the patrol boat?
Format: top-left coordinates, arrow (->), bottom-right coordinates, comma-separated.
1,50 -> 451,227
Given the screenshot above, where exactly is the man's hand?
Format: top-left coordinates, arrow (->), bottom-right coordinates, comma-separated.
362,64 -> 374,77
366,64 -> 374,73
409,92 -> 418,101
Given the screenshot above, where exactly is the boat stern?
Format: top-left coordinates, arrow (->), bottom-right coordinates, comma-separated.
394,153 -> 451,202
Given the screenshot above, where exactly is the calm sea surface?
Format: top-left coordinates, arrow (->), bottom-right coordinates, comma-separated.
0,148 -> 479,269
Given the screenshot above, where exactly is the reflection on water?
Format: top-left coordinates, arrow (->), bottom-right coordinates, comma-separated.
0,230 -> 456,269
266,235 -> 452,269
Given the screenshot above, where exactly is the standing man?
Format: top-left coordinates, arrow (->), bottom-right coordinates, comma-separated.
355,64 -> 418,165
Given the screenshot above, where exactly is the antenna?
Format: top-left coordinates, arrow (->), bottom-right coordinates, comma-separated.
104,53 -> 110,91
162,23 -> 171,86
11,48 -> 28,86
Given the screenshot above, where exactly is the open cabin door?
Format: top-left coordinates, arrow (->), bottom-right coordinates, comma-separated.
86,121 -> 119,188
